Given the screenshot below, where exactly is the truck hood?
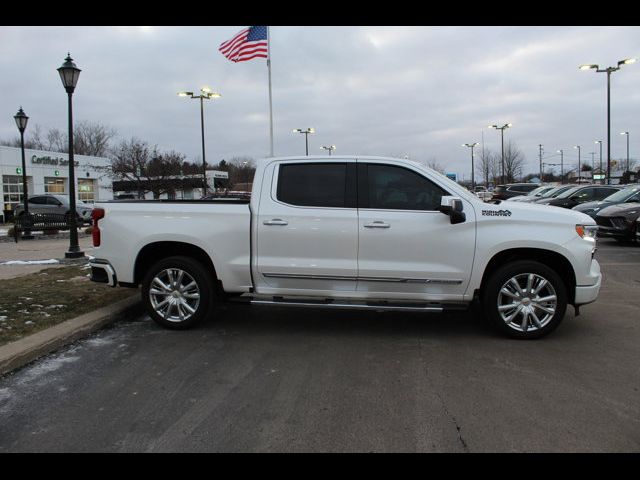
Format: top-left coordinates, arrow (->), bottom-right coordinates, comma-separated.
597,202 -> 640,217
573,200 -> 613,212
492,199 -> 596,225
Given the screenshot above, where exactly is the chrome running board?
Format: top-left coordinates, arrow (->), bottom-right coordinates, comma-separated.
237,296 -> 449,312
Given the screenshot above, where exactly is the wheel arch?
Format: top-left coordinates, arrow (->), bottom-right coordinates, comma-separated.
134,241 -> 222,293
478,248 -> 576,305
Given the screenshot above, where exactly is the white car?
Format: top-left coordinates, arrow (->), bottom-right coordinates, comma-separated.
473,188 -> 493,202
89,156 -> 601,339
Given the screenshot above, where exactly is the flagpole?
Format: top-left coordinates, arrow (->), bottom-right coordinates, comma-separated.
267,26 -> 274,157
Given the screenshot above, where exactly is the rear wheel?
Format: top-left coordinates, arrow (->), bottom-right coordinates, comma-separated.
482,260 -> 567,339
141,255 -> 215,329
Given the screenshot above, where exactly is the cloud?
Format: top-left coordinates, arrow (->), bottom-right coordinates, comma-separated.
1,26 -> 639,179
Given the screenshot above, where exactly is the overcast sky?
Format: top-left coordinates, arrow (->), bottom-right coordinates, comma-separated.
1,26 -> 639,180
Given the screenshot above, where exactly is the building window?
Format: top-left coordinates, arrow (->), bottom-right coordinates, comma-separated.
44,177 -> 66,194
3,175 -> 25,207
78,178 -> 96,203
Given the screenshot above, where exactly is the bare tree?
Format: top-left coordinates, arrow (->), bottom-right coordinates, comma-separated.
0,121 -> 116,157
110,138 -> 154,197
475,147 -> 499,186
503,140 -> 526,183
74,121 -> 117,157
426,158 -> 445,174
226,157 -> 256,189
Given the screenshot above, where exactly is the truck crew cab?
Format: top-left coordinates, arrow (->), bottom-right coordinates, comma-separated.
89,156 -> 601,339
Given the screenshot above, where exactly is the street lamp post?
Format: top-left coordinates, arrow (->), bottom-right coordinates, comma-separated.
178,87 -> 222,197
620,131 -> 630,173
579,58 -> 636,184
595,140 -> 603,183
321,145 -> 336,155
293,128 -> 315,155
462,142 -> 479,190
488,123 -> 511,184
57,54 -> 84,259
557,150 -> 564,184
14,107 -> 33,240
574,145 -> 581,183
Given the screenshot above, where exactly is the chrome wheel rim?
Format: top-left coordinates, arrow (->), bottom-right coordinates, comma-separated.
497,273 -> 557,333
149,268 -> 200,323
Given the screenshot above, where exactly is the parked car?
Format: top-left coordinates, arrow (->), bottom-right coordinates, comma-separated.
537,185 -> 622,209
89,155 -> 601,340
573,185 -> 640,220
491,183 -> 540,201
508,185 -> 556,202
13,194 -> 93,224
595,202 -> 640,242
473,187 -> 493,202
530,185 -> 578,203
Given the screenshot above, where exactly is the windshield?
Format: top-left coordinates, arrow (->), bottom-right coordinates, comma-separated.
555,186 -> 583,199
539,186 -> 561,197
603,185 -> 640,203
527,186 -> 553,196
525,186 -> 545,196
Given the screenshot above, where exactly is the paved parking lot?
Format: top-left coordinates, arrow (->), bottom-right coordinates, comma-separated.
0,238 -> 639,452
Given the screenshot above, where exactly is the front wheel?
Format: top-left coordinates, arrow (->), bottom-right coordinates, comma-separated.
141,256 -> 215,329
482,260 -> 567,339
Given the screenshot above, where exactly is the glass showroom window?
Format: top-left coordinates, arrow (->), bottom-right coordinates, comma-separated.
2,175 -> 25,206
78,178 -> 95,203
44,177 -> 66,194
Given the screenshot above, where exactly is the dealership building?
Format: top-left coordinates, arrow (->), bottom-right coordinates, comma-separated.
1,145 -> 231,222
1,145 -> 113,221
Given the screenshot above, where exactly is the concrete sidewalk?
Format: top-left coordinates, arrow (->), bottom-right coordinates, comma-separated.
0,236 -> 95,280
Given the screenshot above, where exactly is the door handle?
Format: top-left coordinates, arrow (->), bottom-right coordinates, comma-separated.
263,218 -> 289,226
364,221 -> 390,229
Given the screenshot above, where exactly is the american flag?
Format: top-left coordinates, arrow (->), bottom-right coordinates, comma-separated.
219,26 -> 268,63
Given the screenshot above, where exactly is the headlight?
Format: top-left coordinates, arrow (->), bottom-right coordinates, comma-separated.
576,224 -> 598,242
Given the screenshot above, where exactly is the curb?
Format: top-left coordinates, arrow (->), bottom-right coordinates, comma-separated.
0,293 -> 143,377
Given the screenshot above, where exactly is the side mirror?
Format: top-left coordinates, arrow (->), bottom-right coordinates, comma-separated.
438,196 -> 466,224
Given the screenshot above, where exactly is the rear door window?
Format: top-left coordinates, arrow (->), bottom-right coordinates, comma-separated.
276,162 -> 355,208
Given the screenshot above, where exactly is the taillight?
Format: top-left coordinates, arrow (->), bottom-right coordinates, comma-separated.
92,208 -> 105,247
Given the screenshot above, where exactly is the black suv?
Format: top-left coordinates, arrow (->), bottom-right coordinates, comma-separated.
540,185 -> 622,209
491,183 -> 539,201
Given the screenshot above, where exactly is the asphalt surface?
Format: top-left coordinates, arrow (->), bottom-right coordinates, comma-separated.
1,238 -> 639,452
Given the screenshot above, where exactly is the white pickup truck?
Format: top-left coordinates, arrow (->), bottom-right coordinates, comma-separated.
89,156 -> 601,339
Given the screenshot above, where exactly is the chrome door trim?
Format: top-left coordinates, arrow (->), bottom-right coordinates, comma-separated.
262,272 -> 462,285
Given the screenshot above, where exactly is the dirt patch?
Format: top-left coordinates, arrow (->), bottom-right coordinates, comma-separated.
0,265 -> 137,346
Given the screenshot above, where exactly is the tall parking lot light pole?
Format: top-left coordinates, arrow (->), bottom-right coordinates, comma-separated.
321,145 -> 336,155
488,123 -> 511,184
580,58 -> 636,184
57,54 -> 84,259
557,150 -> 564,184
14,107 -> 33,240
620,131 -> 630,173
293,128 -> 315,156
595,140 -> 603,183
178,87 -> 222,197
574,145 -> 581,183
462,142 -> 479,190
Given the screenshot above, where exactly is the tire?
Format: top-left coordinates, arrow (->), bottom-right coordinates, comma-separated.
141,255 -> 215,330
482,260 -> 567,339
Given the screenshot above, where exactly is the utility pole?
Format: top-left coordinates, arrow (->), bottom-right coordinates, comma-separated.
539,144 -> 543,182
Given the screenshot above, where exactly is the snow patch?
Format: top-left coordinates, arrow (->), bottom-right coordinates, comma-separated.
16,354 -> 81,386
1,259 -> 60,265
85,337 -> 114,347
